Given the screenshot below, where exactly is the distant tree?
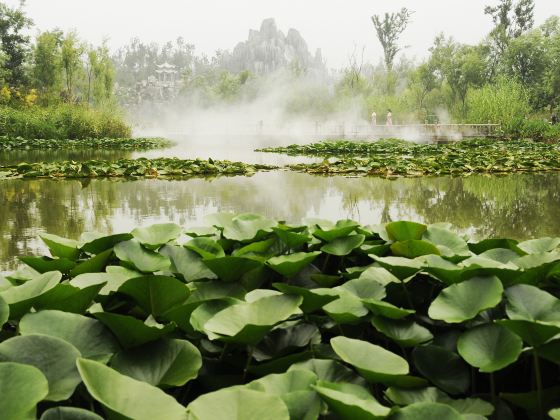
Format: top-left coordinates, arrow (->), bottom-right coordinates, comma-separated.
86,41 -> 114,104
33,30 -> 63,103
61,31 -> 83,101
371,8 -> 414,72
0,0 -> 33,86
484,0 -> 535,53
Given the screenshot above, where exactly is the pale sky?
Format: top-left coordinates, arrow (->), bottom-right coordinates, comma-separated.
5,0 -> 559,67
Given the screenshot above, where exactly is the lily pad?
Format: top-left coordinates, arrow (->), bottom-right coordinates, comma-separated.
95,312 -> 175,348
267,251 -> 321,278
371,317 -> 433,347
321,235 -> 366,256
386,221 -> 427,241
114,239 -> 170,273
40,407 -> 104,420
132,223 -> 182,249
412,345 -> 470,394
0,362 -> 49,420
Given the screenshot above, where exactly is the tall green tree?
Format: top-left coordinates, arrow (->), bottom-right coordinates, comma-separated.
484,0 -> 535,53
61,31 -> 84,102
33,30 -> 63,103
371,8 -> 414,73
0,0 -> 32,86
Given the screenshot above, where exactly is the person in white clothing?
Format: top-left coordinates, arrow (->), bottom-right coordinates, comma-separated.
371,111 -> 377,126
386,109 -> 393,126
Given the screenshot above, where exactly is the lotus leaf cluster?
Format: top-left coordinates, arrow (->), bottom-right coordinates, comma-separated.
259,138 -> 560,177
1,214 -> 560,419
0,137 -> 172,150
0,158 -> 277,179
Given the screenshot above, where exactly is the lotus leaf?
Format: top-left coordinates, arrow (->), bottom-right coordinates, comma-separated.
160,245 -> 216,281
267,251 -> 321,277
423,226 -> 470,259
132,223 -> 182,249
313,220 -> 359,242
80,233 -> 133,255
33,282 -> 105,314
186,237 -> 225,259
40,233 -> 80,260
391,240 -> 441,258
95,312 -> 175,348
114,239 -> 170,273
77,358 -> 187,420
19,256 -> 76,274
203,256 -> 263,282
221,213 -> 276,242
372,317 -> 433,347
40,407 -> 104,420
321,234 -> 366,256
0,362 -> 49,420
390,402 -> 464,420
386,221 -> 427,241
0,334 -> 81,401
412,345 -> 470,394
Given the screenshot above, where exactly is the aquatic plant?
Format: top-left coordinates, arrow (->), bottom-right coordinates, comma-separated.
1,214 -> 560,418
0,136 -> 172,151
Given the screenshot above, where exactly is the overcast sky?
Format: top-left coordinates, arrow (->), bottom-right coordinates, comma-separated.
5,0 -> 559,67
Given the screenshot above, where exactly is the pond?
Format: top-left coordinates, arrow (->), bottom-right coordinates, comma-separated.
1,164 -> 560,271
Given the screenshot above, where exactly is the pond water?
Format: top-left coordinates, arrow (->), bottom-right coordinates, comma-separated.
1,164 -> 560,271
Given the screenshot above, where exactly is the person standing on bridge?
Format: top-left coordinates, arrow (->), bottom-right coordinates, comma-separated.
371,111 -> 377,126
386,109 -> 393,126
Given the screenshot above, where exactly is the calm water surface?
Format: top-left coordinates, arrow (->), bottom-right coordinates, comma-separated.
2,169 -> 560,271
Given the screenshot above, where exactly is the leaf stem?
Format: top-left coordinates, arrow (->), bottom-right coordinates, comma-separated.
243,346 -> 254,382
489,372 -> 497,406
533,349 -> 543,420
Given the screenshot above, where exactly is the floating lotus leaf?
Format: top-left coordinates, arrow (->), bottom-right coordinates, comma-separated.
0,271 -> 62,319
40,408 -> 103,420
190,299 -> 239,336
77,358 -> 186,420
33,282 -> 104,314
0,334 -> 81,401
267,251 -> 321,277
203,256 -> 263,282
118,275 -> 190,317
203,294 -> 303,344
313,220 -> 359,242
40,233 -> 80,260
247,370 -> 321,420
19,256 -> 76,274
505,284 -> 560,324
185,237 -> 225,259
330,336 -> 409,384
457,323 -> 522,372
423,226 -> 471,259
160,245 -> 216,281
273,283 -> 338,313
70,266 -> 140,295
114,239 -> 170,273
313,380 -> 390,419
186,387 -> 290,420
321,235 -> 366,256
0,362 -> 49,420
498,319 -> 560,347
363,299 -> 415,319
371,256 -> 423,279
20,310 -> 120,359
391,402 -> 464,420
111,339 -> 201,387
95,312 -> 175,348
221,213 -> 276,242
288,359 -> 367,386
517,237 -> 560,254
273,227 -> 311,249
70,249 -> 113,277
80,233 -> 133,255
391,240 -> 441,258
428,276 -> 503,323
412,345 -> 470,394
371,317 -> 433,347
357,266 -> 400,286
385,221 -> 427,241
131,223 -> 182,249
323,294 -> 369,324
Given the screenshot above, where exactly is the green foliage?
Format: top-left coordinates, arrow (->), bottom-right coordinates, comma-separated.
0,136 -> 171,150
0,104 -> 131,139
0,214 -> 559,417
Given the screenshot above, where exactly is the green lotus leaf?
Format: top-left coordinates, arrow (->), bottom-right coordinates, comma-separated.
391,240 -> 441,258
423,226 -> 471,259
272,283 -> 338,313
386,221 -> 427,241
19,256 -> 76,274
0,295 -> 8,327
77,358 -> 186,420
390,402 -> 463,420
505,284 -> 560,324
111,338 -> 201,387
536,339 -> 560,364
323,294 -> 369,324
203,256 -> 263,282
321,234 -> 366,256
358,266 -> 400,286
313,220 -> 359,242
114,239 -> 170,273
330,336 -> 409,384
371,317 -> 433,347
457,323 -> 522,372
190,299 -> 239,336
273,227 -> 311,250
339,277 -> 386,300
363,299 -> 415,319
386,387 -> 494,416
80,233 -> 133,255
233,238 -> 278,258
40,407 -> 103,420
497,319 -> 560,347
0,271 -> 62,319
478,248 -> 520,264
221,213 -> 276,242
70,249 -> 113,277
118,275 -> 190,317
40,233 -> 80,260
371,256 -> 423,279
501,386 -> 560,413
185,237 -> 225,259
412,345 -> 470,394
247,370 -> 321,420
267,251 -> 321,277
289,359 -> 367,386
468,238 -> 520,255
421,255 -> 466,285
70,266 -> 140,295
160,245 -> 216,281
517,237 -> 560,254
254,323 -> 320,361
0,362 -> 49,420
203,294 -> 303,344
313,380 -> 390,419
186,387 -> 290,420
428,276 -> 503,323
95,312 -> 175,348
20,310 -> 119,359
0,334 -> 81,401
132,223 -> 182,249
33,282 -> 104,314
551,408 -> 560,420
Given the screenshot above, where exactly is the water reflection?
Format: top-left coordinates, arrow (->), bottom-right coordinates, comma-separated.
0,149 -> 132,164
1,171 -> 559,271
